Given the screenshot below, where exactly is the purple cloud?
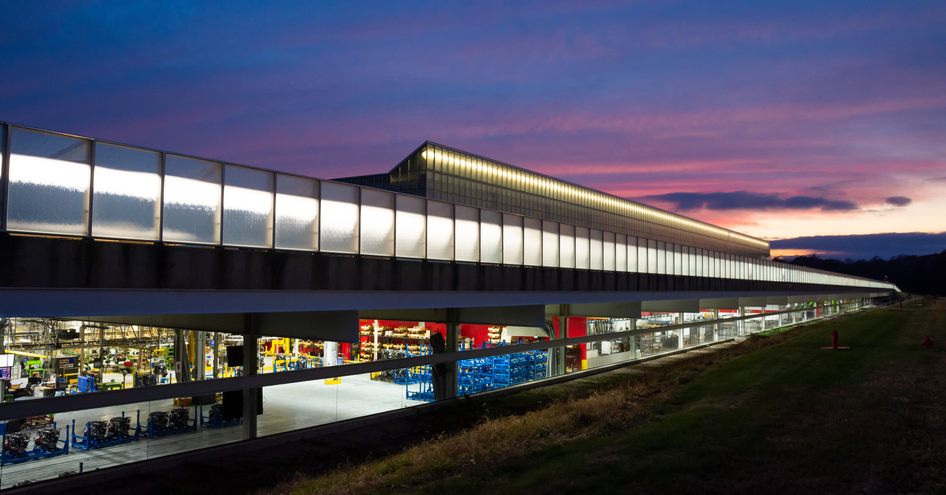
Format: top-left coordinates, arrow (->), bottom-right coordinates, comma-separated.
641,191 -> 859,212
885,196 -> 912,207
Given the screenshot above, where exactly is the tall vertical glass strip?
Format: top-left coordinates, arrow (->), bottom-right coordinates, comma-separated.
523,217 -> 542,266
359,188 -> 395,256
454,205 -> 479,262
502,213 -> 524,265
480,209 -> 502,263
163,154 -> 222,244
395,194 -> 426,258
603,231 -> 616,271
426,200 -> 454,260
91,143 -> 161,240
275,174 -> 319,251
559,224 -> 576,269
319,181 -> 360,253
223,165 -> 274,248
542,220 -> 559,267
575,226 -> 590,269
6,127 -> 91,235
615,233 -> 626,272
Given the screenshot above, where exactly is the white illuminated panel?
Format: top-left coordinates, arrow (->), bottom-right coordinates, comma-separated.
480,209 -> 502,263
454,205 -> 479,262
359,188 -> 395,256
7,127 -> 91,236
542,220 -> 559,268
223,165 -> 274,248
395,194 -> 426,258
427,200 -> 454,260
319,181 -> 359,253
602,231 -> 615,271
502,213 -> 524,265
275,174 -> 319,251
628,236 -> 639,273
523,217 -> 542,267
92,143 -> 161,240
163,155 -> 222,244
559,224 -> 575,269
615,234 -> 626,272
575,227 -> 590,269
590,229 -> 603,270
657,241 -> 666,274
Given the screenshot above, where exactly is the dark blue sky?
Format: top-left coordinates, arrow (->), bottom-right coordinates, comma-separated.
1,1 -> 944,257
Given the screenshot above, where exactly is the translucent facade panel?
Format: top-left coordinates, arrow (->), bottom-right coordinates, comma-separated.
395,194 -> 426,258
615,234 -> 626,272
628,236 -> 639,272
275,174 -> 319,251
575,227 -> 590,269
559,224 -> 575,269
647,239 -> 657,274
657,241 -> 666,274
319,181 -> 359,253
427,200 -> 454,260
163,154 -> 221,244
602,231 -> 615,271
359,188 -> 395,256
674,244 -> 682,276
7,127 -> 91,235
542,220 -> 559,267
523,217 -> 542,266
91,143 -> 161,240
480,209 -> 503,264
502,213 -> 524,265
590,229 -> 603,270
223,165 -> 274,248
454,205 -> 479,262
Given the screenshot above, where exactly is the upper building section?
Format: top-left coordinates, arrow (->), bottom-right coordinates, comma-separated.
338,142 -> 771,258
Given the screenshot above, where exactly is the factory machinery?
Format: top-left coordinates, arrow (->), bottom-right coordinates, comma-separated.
0,422 -> 70,466
71,410 -> 142,450
146,407 -> 198,438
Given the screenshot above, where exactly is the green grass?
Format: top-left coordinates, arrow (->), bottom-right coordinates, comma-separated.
280,300 -> 946,495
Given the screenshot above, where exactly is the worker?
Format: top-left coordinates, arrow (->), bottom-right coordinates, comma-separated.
429,331 -> 447,401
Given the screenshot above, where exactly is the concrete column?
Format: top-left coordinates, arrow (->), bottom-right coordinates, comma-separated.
242,314 -> 259,440
677,312 -> 684,349
195,331 -> 206,381
445,308 -> 459,400
629,319 -> 637,357
713,309 -> 719,341
552,305 -> 569,377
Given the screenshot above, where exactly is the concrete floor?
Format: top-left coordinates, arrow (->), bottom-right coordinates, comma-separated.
0,374 -> 424,490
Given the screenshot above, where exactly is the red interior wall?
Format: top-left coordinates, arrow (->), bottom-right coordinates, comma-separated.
460,324 -> 491,348
567,317 -> 588,360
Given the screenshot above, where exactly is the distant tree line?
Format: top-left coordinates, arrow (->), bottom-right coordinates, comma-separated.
781,250 -> 946,296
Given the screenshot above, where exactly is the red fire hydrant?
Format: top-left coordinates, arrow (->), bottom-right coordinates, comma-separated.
922,336 -> 933,349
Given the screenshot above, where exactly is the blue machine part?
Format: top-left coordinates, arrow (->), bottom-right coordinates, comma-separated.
145,407 -> 198,438
71,410 -> 141,450
201,404 -> 243,429
0,424 -> 70,466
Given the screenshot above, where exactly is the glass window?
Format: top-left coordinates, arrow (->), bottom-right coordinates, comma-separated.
275,174 -> 319,251
502,213 -> 524,265
454,205 -> 479,262
523,217 -> 542,267
559,224 -> 576,269
6,127 -> 91,235
91,143 -> 161,240
575,227 -> 590,269
319,181 -> 359,253
359,188 -> 395,256
590,229 -> 603,270
603,231 -> 615,271
223,165 -> 274,248
542,220 -> 559,268
480,209 -> 502,263
427,200 -> 454,260
615,233 -> 626,272
395,194 -> 426,258
647,239 -> 657,274
162,155 -> 222,244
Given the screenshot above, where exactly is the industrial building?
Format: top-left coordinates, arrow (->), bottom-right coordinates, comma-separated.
0,121 -> 896,490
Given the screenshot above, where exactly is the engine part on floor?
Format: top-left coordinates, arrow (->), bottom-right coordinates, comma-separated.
71,411 -> 141,450
146,407 -> 197,438
33,428 -> 61,451
0,424 -> 70,466
201,403 -> 242,429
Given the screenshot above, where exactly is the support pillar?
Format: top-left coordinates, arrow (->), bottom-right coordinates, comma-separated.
713,309 -> 719,341
444,309 -> 459,400
677,312 -> 684,349
242,315 -> 259,440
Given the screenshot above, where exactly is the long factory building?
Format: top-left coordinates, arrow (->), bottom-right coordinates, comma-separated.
0,121 -> 897,491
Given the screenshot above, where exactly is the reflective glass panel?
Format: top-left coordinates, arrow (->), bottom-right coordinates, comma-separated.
480,209 -> 502,263
396,194 -> 426,258
275,174 -> 319,251
454,205 -> 479,262
7,127 -> 91,235
223,165 -> 274,248
559,224 -> 575,269
319,181 -> 359,253
91,143 -> 161,240
523,217 -> 542,266
502,213 -> 524,265
163,154 -> 221,244
575,227 -> 590,269
360,188 -> 395,256
542,220 -> 559,268
427,200 -> 454,260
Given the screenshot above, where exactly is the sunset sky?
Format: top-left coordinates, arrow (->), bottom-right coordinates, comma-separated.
1,1 -> 944,257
